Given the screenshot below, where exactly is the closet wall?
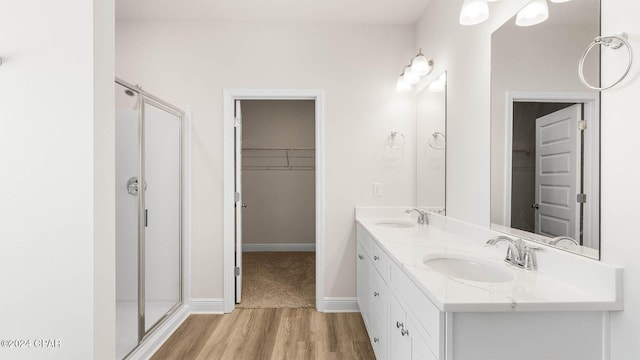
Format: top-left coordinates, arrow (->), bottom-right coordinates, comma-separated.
241,100 -> 316,250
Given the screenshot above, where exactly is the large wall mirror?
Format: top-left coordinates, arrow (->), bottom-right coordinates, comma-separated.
417,72 -> 447,214
490,0 -> 601,259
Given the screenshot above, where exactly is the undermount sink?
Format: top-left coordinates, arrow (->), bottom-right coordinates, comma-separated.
423,254 -> 515,283
374,220 -> 415,228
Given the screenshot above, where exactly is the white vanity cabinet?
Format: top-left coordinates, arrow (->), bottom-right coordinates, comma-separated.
357,226 -> 442,360
355,218 -> 621,360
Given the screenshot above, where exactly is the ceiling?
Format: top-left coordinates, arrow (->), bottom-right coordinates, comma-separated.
116,0 -> 431,25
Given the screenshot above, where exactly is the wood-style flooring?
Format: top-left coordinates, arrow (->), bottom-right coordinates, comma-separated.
151,308 -> 375,360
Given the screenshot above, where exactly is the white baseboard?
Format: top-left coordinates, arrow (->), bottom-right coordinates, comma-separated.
322,297 -> 359,313
126,304 -> 190,360
242,243 -> 316,252
190,298 -> 226,313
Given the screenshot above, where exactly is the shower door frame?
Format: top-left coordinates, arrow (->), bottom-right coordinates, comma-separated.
116,77 -> 185,352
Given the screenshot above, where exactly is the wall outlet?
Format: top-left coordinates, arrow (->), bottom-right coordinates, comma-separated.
373,182 -> 383,197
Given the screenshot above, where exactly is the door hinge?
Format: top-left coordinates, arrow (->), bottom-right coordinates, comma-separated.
234,117 -> 241,128
578,120 -> 587,131
577,193 -> 587,203
234,192 -> 240,202
234,267 -> 240,277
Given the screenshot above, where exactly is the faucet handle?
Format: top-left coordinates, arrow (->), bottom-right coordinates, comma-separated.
522,245 -> 543,271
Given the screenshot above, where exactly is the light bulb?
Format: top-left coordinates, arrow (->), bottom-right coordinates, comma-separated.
403,65 -> 420,85
516,0 -> 549,27
459,0 -> 489,26
411,50 -> 433,77
396,74 -> 411,92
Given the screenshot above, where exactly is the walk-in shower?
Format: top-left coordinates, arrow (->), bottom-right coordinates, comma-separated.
115,78 -> 184,359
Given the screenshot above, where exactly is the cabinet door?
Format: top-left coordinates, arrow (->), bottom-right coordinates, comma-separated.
407,316 -> 438,360
356,242 -> 371,329
371,269 -> 388,360
389,293 -> 410,360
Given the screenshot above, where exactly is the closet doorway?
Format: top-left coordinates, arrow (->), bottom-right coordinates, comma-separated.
236,100 -> 315,308
223,90 -> 325,313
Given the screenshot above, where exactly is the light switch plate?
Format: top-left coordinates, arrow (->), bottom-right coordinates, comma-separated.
373,183 -> 383,197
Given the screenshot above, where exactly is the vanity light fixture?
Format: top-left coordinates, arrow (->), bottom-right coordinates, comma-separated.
459,0 -> 490,26
396,71 -> 412,92
516,0 -> 549,27
396,51 -> 434,92
411,49 -> 434,76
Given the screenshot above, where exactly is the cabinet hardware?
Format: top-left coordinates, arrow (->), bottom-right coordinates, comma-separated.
373,291 -> 379,297
401,328 -> 409,336
396,321 -> 404,329
373,337 -> 379,343
358,254 -> 364,260
374,256 -> 379,261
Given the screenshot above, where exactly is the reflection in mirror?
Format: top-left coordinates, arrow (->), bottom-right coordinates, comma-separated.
490,0 -> 600,258
417,72 -> 446,214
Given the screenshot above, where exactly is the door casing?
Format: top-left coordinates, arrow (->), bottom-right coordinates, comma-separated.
223,89 -> 325,312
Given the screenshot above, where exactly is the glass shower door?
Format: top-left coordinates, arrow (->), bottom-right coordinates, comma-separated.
115,83 -> 140,359
142,100 -> 182,332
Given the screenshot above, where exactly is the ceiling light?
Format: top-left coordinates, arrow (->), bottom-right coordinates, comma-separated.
411,49 -> 434,76
516,0 -> 549,27
459,0 -> 490,26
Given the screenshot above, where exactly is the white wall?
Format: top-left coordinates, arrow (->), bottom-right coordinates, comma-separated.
241,100 -> 316,247
116,21 -> 417,299
417,0 -> 640,358
0,0 -> 115,359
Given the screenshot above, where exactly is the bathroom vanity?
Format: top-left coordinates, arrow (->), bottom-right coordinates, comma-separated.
355,208 -> 622,360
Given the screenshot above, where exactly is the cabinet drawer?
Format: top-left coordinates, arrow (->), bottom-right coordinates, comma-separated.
389,261 -> 442,358
372,241 -> 389,281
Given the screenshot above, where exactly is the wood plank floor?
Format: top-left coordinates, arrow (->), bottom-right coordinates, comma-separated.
151,308 -> 375,360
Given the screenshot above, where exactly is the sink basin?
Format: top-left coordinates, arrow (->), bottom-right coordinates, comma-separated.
423,254 -> 515,283
374,220 -> 415,228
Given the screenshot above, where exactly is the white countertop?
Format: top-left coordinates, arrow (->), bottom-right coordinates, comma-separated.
356,214 -> 623,312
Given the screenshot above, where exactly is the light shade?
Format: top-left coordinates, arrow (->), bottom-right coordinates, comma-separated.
403,65 -> 420,85
411,50 -> 433,76
396,74 -> 411,92
516,0 -> 549,27
459,0 -> 489,26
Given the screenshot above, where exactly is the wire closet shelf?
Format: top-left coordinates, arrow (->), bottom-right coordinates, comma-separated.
242,147 -> 315,171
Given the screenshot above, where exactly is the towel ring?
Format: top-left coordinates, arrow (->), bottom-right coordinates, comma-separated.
579,33 -> 633,91
428,132 -> 446,150
388,131 -> 405,150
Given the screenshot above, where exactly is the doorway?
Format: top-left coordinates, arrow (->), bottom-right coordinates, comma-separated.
505,92 -> 600,250
223,90 -> 325,313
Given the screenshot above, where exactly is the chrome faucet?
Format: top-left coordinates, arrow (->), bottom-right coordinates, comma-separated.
549,236 -> 579,246
486,236 -> 542,271
405,208 -> 429,225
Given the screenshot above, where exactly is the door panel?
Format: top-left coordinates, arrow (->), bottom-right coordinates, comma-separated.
535,104 -> 581,239
235,100 -> 243,303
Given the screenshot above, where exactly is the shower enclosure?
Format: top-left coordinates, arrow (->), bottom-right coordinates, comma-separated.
115,78 -> 184,359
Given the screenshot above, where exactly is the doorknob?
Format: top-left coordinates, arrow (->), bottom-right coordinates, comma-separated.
242,202 -> 247,208
531,204 -> 539,209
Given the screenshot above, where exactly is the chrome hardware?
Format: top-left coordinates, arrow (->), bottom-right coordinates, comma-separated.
579,33 -> 633,91
405,208 -> 429,225
577,193 -> 587,203
358,254 -> 364,260
373,291 -> 379,297
401,328 -> 409,336
127,176 -> 147,196
374,337 -> 379,343
531,203 -> 539,209
549,236 -> 579,246
241,202 -> 248,208
396,321 -> 404,329
373,256 -> 379,261
486,236 -> 541,271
